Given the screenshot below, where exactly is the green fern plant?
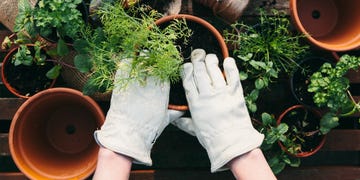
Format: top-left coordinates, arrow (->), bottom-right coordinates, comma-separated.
74,1 -> 192,95
224,8 -> 309,113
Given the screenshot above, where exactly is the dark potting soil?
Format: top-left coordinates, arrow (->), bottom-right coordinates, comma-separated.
3,57 -> 55,97
164,20 -> 225,107
281,107 -> 323,153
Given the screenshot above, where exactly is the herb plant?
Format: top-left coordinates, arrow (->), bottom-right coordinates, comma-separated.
224,9 -> 309,113
74,1 -> 192,95
256,112 -> 300,174
14,0 -> 85,41
308,54 -> 360,134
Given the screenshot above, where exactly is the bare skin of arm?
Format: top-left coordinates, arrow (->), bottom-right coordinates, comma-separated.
93,147 -> 132,180
229,148 -> 277,180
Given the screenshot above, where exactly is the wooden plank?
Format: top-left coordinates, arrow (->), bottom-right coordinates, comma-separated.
0,173 -> 28,180
0,133 -> 9,156
278,166 -> 360,180
322,130 -> 360,151
0,98 -> 25,120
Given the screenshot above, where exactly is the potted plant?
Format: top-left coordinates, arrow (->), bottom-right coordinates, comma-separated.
290,56 -> 335,107
289,0 -> 360,51
308,54 -> 360,134
75,1 -> 229,109
224,8 -> 309,113
74,1 -> 191,95
276,105 -> 326,157
1,41 -> 58,98
14,0 -> 87,45
0,0 -> 87,95
254,112 -> 301,174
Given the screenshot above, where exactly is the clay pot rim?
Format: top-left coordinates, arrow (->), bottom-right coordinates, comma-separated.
276,104 -> 326,158
1,44 -> 57,99
9,87 -> 105,180
289,0 -> 360,51
155,14 -> 229,111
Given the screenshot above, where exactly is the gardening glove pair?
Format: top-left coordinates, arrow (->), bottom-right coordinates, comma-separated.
180,49 -> 264,172
94,59 -> 189,166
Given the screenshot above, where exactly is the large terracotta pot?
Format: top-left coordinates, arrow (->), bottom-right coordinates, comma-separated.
9,87 -> 105,180
277,105 -> 326,158
289,0 -> 360,51
155,14 -> 229,111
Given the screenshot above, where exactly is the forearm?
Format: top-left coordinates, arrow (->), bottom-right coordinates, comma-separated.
228,148 -> 277,180
93,147 -> 132,180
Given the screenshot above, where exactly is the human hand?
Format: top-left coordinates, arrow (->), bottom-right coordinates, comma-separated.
181,49 -> 264,172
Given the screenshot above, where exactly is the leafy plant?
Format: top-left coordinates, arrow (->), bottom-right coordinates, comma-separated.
308,54 -> 360,134
255,112 -> 301,174
8,41 -> 60,80
15,0 -> 85,41
74,1 -> 192,95
224,8 -> 309,113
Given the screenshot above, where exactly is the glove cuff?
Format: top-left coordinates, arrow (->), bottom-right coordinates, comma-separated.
94,130 -> 153,166
206,128 -> 264,173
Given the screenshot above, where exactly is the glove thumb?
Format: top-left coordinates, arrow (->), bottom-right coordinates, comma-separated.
168,110 -> 196,136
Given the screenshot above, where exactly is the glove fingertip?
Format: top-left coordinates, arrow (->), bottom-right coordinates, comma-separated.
223,57 -> 240,86
191,49 -> 206,63
181,63 -> 196,92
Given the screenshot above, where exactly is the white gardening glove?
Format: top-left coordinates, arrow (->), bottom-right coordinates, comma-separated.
182,49 -> 264,172
94,59 -> 183,166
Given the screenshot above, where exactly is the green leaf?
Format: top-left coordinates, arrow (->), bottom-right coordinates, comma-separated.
276,123 -> 289,135
261,112 -> 274,126
255,78 -> 265,89
320,113 -> 339,134
271,162 -> 286,174
56,39 -> 69,56
73,39 -> 89,54
74,54 -> 92,73
239,71 -> 248,80
46,65 -> 61,79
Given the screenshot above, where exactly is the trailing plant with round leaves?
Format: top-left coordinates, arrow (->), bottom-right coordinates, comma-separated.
224,8 -> 309,113
74,1 -> 192,95
308,54 -> 360,134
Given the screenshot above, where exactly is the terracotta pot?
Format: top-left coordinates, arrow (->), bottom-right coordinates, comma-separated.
9,87 -> 105,180
277,105 -> 326,157
290,57 -> 335,107
1,44 -> 57,98
155,14 -> 229,111
289,0 -> 360,51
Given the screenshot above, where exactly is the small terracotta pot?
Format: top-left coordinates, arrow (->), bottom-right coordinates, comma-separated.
155,14 -> 229,111
1,44 -> 57,98
9,87 -> 105,180
277,105 -> 326,157
289,0 -> 360,51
